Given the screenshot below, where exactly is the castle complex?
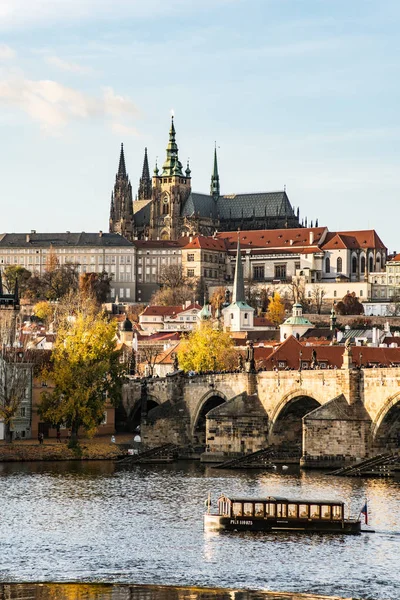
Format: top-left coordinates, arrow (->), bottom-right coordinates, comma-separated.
109,117 -> 300,241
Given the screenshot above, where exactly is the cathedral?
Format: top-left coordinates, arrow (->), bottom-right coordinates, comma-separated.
109,117 -> 300,241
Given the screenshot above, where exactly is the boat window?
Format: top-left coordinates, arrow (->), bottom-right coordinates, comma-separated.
310,505 -> 320,519
232,502 -> 243,517
332,505 -> 342,520
244,502 -> 253,516
255,503 -> 264,517
265,503 -> 276,517
321,505 -> 331,519
276,503 -> 287,518
299,504 -> 309,518
218,498 -> 229,516
288,504 -> 298,518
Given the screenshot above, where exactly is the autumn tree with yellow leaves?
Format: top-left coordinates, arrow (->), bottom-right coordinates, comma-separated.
177,321 -> 237,373
39,301 -> 124,443
266,292 -> 286,326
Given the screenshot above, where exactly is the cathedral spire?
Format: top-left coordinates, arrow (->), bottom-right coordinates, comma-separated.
138,147 -> 152,200
162,115 -> 183,176
210,143 -> 220,199
118,143 -> 126,177
232,236 -> 245,303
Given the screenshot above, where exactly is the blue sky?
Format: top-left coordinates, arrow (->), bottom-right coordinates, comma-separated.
0,0 -> 399,251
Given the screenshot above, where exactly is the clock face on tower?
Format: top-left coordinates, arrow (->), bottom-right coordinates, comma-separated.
163,196 -> 168,204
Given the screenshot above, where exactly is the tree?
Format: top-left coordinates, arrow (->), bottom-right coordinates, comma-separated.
33,301 -> 54,324
39,304 -> 124,443
25,264 -> 79,302
79,271 -> 113,304
210,287 -> 226,312
138,343 -> 162,377
266,292 -> 285,326
177,321 -> 237,372
151,285 -> 194,306
0,315 -> 31,443
3,266 -> 32,296
159,264 -> 187,289
335,292 -> 364,316
311,285 -> 326,315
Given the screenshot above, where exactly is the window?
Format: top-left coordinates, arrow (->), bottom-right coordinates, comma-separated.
126,289 -> 130,298
361,256 -> 366,273
325,257 -> 330,273
187,269 -> 195,277
310,505 -> 320,519
334,290 -> 337,297
369,256 -> 373,272
255,503 -> 264,517
332,505 -> 342,520
276,504 -> 287,518
253,265 -> 265,280
274,264 -> 286,279
360,290 -> 363,297
321,505 -> 331,519
244,502 -> 253,516
336,257 -> 342,273
232,503 -> 242,517
288,504 -> 298,518
187,254 -> 194,262
120,289 -> 124,298
352,256 -> 357,274
20,407 -> 26,417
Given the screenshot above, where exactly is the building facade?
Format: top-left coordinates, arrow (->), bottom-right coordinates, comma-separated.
0,232 -> 136,301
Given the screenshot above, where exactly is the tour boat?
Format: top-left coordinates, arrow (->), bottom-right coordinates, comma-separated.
204,494 -> 362,535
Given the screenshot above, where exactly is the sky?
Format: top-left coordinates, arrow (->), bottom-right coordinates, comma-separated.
0,0 -> 399,252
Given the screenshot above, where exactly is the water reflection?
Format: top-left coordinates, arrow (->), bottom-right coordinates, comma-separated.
0,583 -> 356,600
0,461 -> 399,599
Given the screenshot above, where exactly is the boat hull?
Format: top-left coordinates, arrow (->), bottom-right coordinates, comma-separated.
204,514 -> 361,535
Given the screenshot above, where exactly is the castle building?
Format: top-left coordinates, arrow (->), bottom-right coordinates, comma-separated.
109,117 -> 300,242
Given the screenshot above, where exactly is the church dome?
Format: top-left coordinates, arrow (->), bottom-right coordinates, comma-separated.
121,317 -> 133,332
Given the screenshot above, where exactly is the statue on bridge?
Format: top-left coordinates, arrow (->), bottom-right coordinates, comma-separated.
238,353 -> 244,372
311,349 -> 318,369
245,340 -> 256,373
172,353 -> 179,372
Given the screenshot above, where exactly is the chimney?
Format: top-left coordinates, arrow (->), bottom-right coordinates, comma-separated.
99,230 -> 103,237
309,231 -> 314,244
31,230 -> 36,234
189,236 -> 193,243
290,239 -> 293,245
26,234 -> 30,243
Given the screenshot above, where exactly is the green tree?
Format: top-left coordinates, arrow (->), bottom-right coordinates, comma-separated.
177,321 -> 237,372
3,265 -> 32,296
266,292 -> 286,326
39,306 -> 124,443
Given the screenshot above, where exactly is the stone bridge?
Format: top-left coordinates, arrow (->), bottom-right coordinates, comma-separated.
122,363 -> 400,466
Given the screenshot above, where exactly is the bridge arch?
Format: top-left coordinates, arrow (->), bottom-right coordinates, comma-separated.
118,394 -> 161,433
269,389 -> 321,450
192,390 -> 228,446
372,392 -> 400,450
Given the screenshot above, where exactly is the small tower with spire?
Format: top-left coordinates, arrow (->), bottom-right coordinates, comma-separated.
222,236 -> 254,332
137,147 -> 152,200
149,116 -> 191,240
210,144 -> 220,200
109,143 -> 135,241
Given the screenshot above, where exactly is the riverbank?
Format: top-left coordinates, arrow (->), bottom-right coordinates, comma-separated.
0,583 -> 362,600
0,434 -> 132,461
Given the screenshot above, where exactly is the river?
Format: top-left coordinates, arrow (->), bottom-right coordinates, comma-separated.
0,460 -> 399,600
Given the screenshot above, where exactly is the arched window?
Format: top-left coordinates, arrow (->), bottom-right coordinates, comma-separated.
369,256 -> 374,272
361,256 -> 366,273
336,257 -> 342,273
352,256 -> 357,274
325,257 -> 330,273
162,201 -> 169,215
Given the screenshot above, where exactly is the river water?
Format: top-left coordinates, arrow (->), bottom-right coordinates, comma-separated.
0,460 -> 399,600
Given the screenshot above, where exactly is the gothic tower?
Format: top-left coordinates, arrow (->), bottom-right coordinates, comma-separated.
149,116 -> 191,240
210,144 -> 220,200
109,143 -> 135,241
137,147 -> 152,200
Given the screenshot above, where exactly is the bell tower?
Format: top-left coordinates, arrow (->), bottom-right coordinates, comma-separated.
109,143 -> 135,241
149,116 -> 191,240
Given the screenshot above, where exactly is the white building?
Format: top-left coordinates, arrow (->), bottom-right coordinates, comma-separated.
0,231 -> 136,301
223,239 -> 255,332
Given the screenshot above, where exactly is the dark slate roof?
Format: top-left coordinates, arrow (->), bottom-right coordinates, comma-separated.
181,193 -> 217,218
0,232 -> 134,248
181,191 -> 294,220
133,199 -> 152,226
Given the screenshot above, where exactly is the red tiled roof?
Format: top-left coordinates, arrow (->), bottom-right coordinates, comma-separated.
254,316 -> 275,328
216,227 -> 327,250
322,230 -> 386,251
259,335 -> 400,369
181,235 -> 227,251
141,305 -> 182,317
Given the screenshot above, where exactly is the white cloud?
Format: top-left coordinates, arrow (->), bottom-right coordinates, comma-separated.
45,55 -> 92,74
0,74 -> 138,134
111,122 -> 139,137
0,43 -> 15,59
